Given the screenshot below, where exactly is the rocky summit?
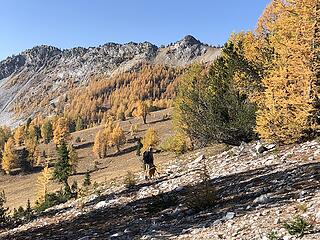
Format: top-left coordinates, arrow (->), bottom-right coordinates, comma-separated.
1,140 -> 320,239
0,35 -> 220,127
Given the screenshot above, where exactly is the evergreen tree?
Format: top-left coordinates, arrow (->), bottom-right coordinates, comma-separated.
175,51 -> 257,145
41,120 -> 53,144
68,144 -> 78,174
53,142 -> 72,192
83,170 -> 91,187
0,190 -> 8,226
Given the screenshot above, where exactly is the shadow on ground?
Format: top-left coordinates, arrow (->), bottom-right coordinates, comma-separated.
5,161 -> 320,239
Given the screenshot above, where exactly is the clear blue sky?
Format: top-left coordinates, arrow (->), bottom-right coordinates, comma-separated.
0,0 -> 270,61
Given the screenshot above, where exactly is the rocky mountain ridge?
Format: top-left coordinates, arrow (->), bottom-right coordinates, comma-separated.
0,36 -> 220,126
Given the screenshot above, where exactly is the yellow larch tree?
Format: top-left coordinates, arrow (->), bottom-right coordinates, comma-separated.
53,117 -> 70,146
2,137 -> 17,174
110,123 -> 126,153
13,125 -> 25,147
141,128 -> 159,152
256,0 -> 319,143
92,130 -> 108,158
133,100 -> 150,124
36,165 -> 52,202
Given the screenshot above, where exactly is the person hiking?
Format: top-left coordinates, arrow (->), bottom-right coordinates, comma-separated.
143,146 -> 154,180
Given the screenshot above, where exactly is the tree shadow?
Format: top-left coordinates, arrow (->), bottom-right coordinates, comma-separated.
5,161 -> 320,239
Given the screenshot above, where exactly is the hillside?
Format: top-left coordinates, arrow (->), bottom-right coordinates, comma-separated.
1,123 -> 320,239
0,35 -> 220,127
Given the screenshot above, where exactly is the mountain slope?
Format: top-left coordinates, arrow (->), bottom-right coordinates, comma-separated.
0,36 -> 220,126
1,137 -> 320,239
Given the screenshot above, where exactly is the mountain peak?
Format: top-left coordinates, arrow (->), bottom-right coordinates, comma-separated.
179,35 -> 201,45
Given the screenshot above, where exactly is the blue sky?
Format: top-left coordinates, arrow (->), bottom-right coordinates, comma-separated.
0,0 -> 270,61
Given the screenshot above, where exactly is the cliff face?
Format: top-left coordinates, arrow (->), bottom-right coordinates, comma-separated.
0,35 -> 220,126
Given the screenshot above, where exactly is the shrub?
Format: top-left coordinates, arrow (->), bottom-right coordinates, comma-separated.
35,190 -> 72,213
160,133 -> 187,155
124,171 -> 136,188
267,230 -> 279,240
75,136 -> 81,143
283,215 -> 313,237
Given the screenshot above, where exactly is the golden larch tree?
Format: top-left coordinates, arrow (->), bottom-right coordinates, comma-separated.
36,165 -> 52,202
141,128 -> 159,152
13,126 -> 25,147
53,117 -> 70,146
256,0 -> 319,143
110,123 -> 126,153
92,130 -> 108,158
2,137 -> 17,174
133,100 -> 150,124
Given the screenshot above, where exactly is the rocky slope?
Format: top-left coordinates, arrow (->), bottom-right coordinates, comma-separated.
1,140 -> 320,239
0,36 -> 220,126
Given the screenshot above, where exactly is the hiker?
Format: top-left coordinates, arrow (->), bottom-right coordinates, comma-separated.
143,146 -> 154,180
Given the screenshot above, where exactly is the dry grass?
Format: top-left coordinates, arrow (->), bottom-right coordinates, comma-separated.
1,109 -> 175,209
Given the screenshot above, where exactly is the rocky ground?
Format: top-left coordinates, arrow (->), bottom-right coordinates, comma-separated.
1,140 -> 320,240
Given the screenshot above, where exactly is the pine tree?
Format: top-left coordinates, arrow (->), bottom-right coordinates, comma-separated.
0,190 -> 8,226
141,128 -> 159,152
36,165 -> 52,202
174,55 -> 256,145
41,120 -> 53,144
110,123 -> 126,153
53,117 -> 70,146
68,144 -> 78,174
256,0 -> 320,143
83,170 -> 91,187
53,142 -> 72,192
2,137 -> 17,174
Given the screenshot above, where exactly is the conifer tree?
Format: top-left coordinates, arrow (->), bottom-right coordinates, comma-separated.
41,120 -> 53,144
53,117 -> 70,146
141,128 -> 159,152
2,137 -> 17,174
256,0 -> 320,143
36,165 -> 52,202
0,190 -> 8,226
53,141 -> 72,192
133,100 -> 150,124
92,130 -> 107,158
83,170 -> 91,187
110,123 -> 126,153
68,144 -> 78,174
0,126 -> 11,151
175,55 -> 256,145
13,126 -> 25,147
